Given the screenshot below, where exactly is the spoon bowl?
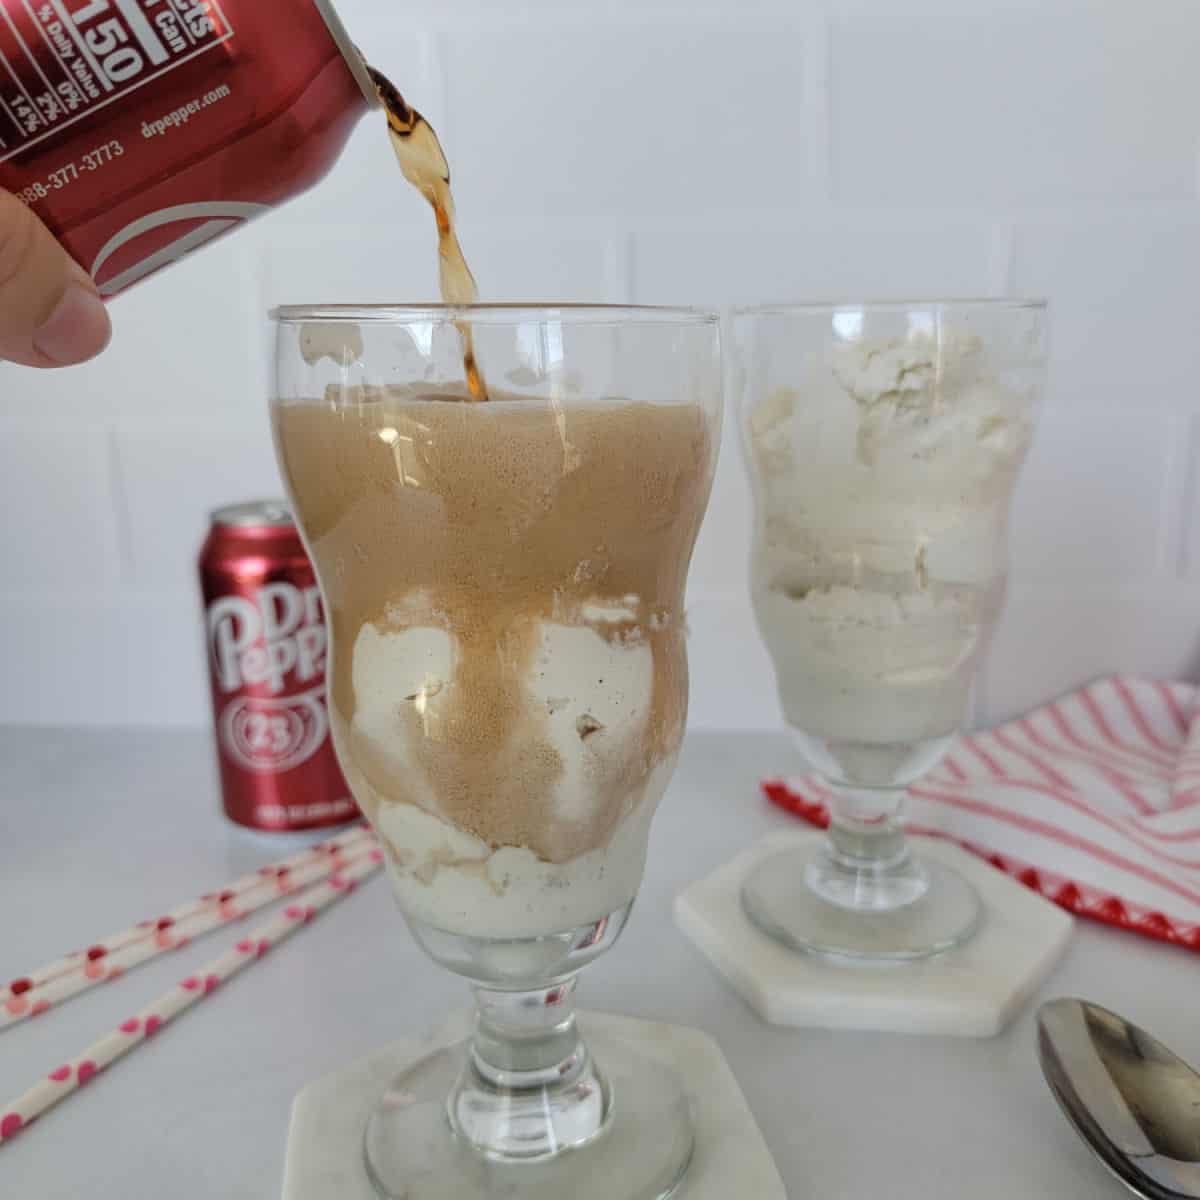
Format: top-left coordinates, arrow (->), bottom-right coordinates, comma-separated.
1037,998 -> 1200,1199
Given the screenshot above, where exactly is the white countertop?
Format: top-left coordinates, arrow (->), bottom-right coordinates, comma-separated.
2,727 -> 1195,1199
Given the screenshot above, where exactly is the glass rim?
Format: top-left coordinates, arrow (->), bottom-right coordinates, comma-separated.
271,302 -> 720,326
732,297 -> 1048,317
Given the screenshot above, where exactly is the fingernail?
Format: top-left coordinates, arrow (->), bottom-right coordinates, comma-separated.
33,284 -> 112,366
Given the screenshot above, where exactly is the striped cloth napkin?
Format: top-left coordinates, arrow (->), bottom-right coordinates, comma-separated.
765,677 -> 1200,951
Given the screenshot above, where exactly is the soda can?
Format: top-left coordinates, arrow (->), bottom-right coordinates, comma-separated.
199,499 -> 356,832
0,0 -> 376,294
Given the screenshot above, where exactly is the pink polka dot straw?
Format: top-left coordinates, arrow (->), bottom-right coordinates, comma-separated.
0,846 -> 384,1144
2,824 -> 375,1029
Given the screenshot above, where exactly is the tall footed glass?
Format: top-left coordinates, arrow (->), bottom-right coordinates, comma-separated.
271,304 -> 721,1198
734,300 -> 1046,961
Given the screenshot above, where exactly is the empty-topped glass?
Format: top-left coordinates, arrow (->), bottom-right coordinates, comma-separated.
271,304 -> 721,1199
735,300 -> 1047,960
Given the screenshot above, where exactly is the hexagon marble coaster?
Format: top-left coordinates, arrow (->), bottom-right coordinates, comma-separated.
675,830 -> 1074,1037
283,1010 -> 785,1200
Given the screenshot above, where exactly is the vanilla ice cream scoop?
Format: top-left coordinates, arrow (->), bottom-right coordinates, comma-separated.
747,323 -> 1035,780
276,391 -> 714,939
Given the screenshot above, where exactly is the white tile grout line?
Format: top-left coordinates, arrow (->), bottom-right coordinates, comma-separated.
987,221 -> 1016,296
425,31 -> 453,165
1170,412 -> 1198,579
605,231 -> 635,304
804,5 -> 834,204
104,427 -> 137,583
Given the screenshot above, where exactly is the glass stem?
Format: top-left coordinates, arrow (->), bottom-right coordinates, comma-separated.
811,784 -> 930,911
449,973 -> 611,1161
826,784 -> 910,871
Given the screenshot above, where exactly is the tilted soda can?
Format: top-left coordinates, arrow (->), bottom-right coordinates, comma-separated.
0,0 -> 376,294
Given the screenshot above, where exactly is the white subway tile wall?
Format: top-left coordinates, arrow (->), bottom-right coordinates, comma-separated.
1,0 -> 1197,730
829,7 -> 1200,205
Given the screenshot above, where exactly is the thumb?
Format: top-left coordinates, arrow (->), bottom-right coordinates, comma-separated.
0,189 -> 112,368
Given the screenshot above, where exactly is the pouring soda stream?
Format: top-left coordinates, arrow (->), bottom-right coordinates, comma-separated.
368,66 -> 488,400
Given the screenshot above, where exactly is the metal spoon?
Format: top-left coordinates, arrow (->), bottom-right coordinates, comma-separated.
1037,998 -> 1200,1199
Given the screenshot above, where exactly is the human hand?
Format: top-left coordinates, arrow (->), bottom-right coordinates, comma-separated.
0,187 -> 112,368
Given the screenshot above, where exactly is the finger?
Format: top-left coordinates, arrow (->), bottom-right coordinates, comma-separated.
0,190 -> 112,368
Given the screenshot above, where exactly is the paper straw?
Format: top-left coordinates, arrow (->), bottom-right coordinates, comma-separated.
1,834 -> 377,1030
3,824 -> 374,1016
0,847 -> 383,1144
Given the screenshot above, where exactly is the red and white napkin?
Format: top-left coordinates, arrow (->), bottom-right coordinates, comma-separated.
766,677 -> 1200,950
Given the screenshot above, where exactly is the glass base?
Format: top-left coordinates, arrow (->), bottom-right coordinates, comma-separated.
741,846 -> 982,961
363,1028 -> 693,1199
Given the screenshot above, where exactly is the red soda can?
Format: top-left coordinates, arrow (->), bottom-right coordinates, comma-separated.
199,500 -> 356,832
0,0 -> 376,295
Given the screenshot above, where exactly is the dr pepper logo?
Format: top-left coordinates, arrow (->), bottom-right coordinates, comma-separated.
207,581 -> 326,696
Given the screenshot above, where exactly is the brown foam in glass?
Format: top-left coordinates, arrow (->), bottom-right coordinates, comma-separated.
276,392 -> 713,865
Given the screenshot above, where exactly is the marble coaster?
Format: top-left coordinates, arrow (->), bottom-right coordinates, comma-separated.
675,830 -> 1073,1037
283,1010 -> 785,1200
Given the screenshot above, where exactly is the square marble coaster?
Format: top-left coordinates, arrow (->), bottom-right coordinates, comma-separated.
283,1010 -> 785,1200
675,831 -> 1073,1037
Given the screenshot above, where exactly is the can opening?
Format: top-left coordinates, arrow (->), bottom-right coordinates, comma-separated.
309,0 -> 380,108
211,500 -> 293,529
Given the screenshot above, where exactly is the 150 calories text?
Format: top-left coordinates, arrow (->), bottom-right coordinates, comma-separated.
59,0 -> 222,88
